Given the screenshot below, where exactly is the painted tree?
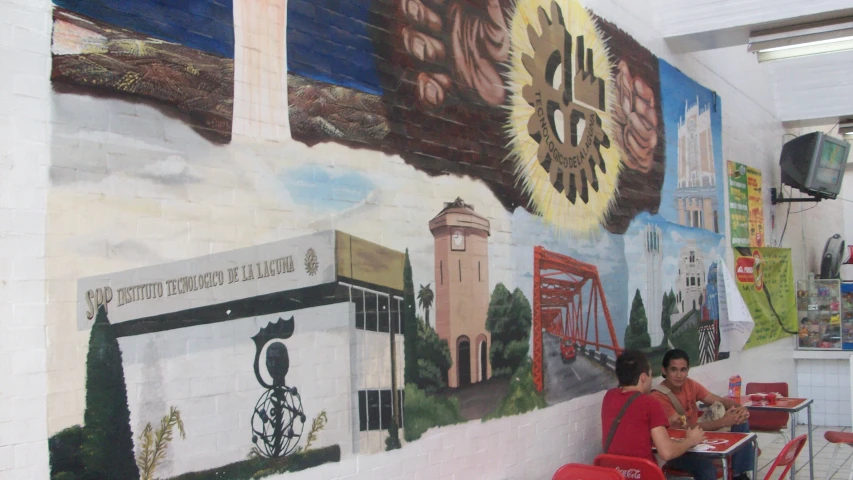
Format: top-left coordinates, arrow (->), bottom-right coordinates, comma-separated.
417,283 -> 434,328
82,305 -> 139,480
414,316 -> 452,392
624,289 -> 651,349
660,289 -> 676,345
486,284 -> 532,377
402,249 -> 419,385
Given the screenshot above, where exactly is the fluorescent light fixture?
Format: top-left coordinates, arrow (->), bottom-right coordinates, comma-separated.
841,119 -> 853,137
748,17 -> 853,62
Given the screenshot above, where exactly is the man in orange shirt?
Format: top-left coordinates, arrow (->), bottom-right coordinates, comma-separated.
651,349 -> 753,480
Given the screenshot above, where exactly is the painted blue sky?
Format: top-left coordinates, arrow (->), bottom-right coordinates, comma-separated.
657,60 -> 725,230
53,0 -> 234,58
287,0 -> 382,95
279,165 -> 376,212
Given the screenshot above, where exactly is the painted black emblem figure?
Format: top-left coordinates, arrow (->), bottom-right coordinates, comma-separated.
250,316 -> 306,458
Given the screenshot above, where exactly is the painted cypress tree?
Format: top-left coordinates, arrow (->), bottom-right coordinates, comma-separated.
402,249 -> 419,385
82,305 -> 139,480
624,289 -> 651,349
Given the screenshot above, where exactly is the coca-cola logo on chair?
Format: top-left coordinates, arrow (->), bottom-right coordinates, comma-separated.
616,467 -> 642,479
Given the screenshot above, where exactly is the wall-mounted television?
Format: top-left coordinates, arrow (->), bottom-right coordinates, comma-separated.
780,132 -> 851,200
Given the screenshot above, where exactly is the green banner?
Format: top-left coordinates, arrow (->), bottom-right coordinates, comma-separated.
728,162 -> 749,246
728,161 -> 764,247
732,247 -> 797,348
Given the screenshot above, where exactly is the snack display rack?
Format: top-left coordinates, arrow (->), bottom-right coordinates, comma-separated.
796,279 -> 849,350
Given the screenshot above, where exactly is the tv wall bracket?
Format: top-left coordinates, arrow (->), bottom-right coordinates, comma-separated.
770,187 -> 823,205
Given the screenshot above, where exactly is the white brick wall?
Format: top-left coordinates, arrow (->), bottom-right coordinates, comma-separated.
0,0 -> 836,478
796,357 -> 853,427
117,304 -> 355,478
0,0 -> 51,478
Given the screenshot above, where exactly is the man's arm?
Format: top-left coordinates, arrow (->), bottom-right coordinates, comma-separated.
650,426 -> 704,461
697,392 -> 749,431
649,391 -> 681,427
695,412 -> 735,432
702,392 -> 741,411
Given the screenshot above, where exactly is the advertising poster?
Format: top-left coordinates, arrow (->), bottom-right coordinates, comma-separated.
733,247 -> 797,348
746,166 -> 764,247
727,161 -> 764,247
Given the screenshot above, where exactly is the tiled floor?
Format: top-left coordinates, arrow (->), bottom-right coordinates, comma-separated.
752,426 -> 853,479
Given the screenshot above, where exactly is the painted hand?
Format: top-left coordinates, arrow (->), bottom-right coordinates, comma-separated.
612,60 -> 658,173
399,0 -> 509,107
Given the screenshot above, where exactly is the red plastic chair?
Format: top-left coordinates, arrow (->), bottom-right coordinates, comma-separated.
552,463 -> 625,479
762,434 -> 808,480
745,382 -> 790,441
822,431 -> 853,480
594,454 -> 666,480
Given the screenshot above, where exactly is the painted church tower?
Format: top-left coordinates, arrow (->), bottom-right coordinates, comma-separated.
644,223 -> 664,346
675,97 -> 718,233
429,198 -> 491,388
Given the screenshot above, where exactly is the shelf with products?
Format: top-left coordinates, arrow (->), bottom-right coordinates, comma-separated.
842,282 -> 853,349
796,279 -> 844,350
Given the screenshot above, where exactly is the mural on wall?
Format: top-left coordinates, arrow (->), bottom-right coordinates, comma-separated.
250,317 -> 307,459
286,0 -> 666,235
49,0 -> 235,142
44,0 -> 743,478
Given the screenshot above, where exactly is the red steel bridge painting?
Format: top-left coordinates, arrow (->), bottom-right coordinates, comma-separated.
532,246 -> 623,392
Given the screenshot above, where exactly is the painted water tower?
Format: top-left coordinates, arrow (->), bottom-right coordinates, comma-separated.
429,198 -> 491,387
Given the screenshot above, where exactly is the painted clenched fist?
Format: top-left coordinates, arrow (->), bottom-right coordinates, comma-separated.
399,0 -> 509,107
613,60 -> 658,173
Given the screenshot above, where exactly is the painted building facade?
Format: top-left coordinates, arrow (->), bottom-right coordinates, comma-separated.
676,240 -> 707,314
675,98 -> 718,233
76,231 -> 405,476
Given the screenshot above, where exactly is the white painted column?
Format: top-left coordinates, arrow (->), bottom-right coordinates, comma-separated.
0,0 -> 52,477
232,0 -> 290,142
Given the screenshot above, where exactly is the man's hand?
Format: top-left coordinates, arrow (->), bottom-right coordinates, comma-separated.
612,60 -> 658,173
399,0 -> 509,107
722,406 -> 749,427
668,413 -> 687,429
730,406 -> 750,424
685,425 -> 705,448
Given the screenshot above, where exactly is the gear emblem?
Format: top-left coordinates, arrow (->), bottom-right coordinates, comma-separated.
520,1 -> 610,205
304,248 -> 318,276
507,0 -> 621,235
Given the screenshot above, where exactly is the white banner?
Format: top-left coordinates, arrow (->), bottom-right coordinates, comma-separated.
717,256 -> 754,352
77,230 -> 336,329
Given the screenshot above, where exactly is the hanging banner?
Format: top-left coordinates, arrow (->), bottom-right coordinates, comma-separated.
717,257 -> 754,353
746,166 -> 764,247
732,247 -> 797,348
727,161 -> 764,247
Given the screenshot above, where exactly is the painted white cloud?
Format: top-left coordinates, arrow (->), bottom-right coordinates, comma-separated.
138,155 -> 199,184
